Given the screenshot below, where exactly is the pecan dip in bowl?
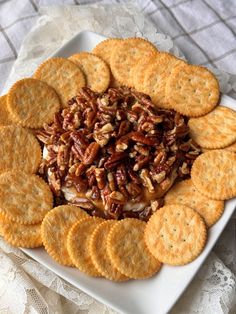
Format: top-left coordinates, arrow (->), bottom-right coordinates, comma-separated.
37,87 -> 201,221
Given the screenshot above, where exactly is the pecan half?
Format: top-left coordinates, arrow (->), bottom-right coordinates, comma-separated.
83,142 -> 100,165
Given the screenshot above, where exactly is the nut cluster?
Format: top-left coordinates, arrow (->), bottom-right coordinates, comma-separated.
37,87 -> 201,220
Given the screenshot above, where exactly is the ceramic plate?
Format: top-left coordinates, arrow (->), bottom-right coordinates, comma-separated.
22,30 -> 236,314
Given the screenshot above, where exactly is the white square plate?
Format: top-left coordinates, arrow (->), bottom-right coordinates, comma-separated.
22,30 -> 236,314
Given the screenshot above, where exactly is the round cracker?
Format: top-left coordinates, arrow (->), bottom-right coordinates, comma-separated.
0,125 -> 41,174
34,57 -> 85,108
0,95 -> 16,126
131,53 -> 159,91
110,37 -> 158,87
165,64 -> 219,117
145,205 -> 207,265
191,150 -> 236,200
164,179 -> 224,227
0,214 -> 42,248
67,217 -> 104,276
89,220 -> 129,281
107,218 -> 161,279
7,78 -> 61,128
0,170 -> 53,225
143,53 -> 185,108
69,52 -> 110,92
189,106 -> 236,149
41,205 -> 88,266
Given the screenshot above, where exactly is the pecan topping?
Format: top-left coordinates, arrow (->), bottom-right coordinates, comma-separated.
37,86 -> 201,221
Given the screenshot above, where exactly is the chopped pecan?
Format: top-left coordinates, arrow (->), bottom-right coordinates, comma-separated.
83,142 -> 100,165
133,155 -> 150,171
107,172 -> 116,191
115,164 -> 127,186
71,197 -> 95,210
109,191 -> 125,204
140,168 -> 154,193
95,168 -> 106,190
104,152 -> 127,170
129,131 -> 156,145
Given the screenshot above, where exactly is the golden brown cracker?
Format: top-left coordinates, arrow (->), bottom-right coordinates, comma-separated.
0,214 -> 42,248
7,78 -> 61,127
34,57 -> 85,108
164,179 -> 224,227
69,52 -> 110,92
0,95 -> 16,126
191,150 -> 236,200
0,170 -> 53,225
165,64 -> 219,117
89,220 -> 129,281
107,218 -> 161,279
143,53 -> 185,108
145,205 -> 207,265
131,53 -> 159,91
41,205 -> 88,266
110,37 -> 158,87
0,125 -> 41,174
67,217 -> 104,276
189,106 -> 236,149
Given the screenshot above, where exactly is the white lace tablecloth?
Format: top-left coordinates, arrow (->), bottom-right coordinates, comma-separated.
0,2 -> 236,314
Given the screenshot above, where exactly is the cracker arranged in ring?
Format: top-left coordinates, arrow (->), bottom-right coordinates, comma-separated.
89,220 -> 129,281
110,37 -> 158,87
69,52 -> 110,92
165,64 -> 219,117
41,205 -> 88,266
0,95 -> 16,126
164,179 -> 224,227
67,217 -> 104,276
107,218 -> 161,279
143,53 -> 185,108
0,126 -> 41,174
0,170 -> 53,224
34,57 -> 85,108
0,214 -> 42,248
145,205 -> 207,265
7,78 -> 61,128
189,106 -> 236,149
191,150 -> 236,200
